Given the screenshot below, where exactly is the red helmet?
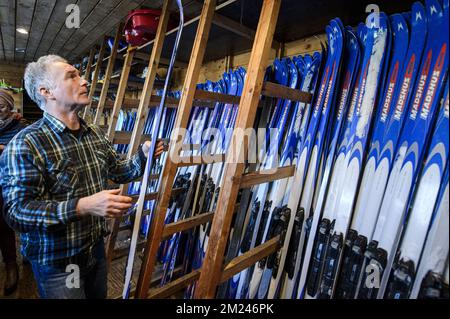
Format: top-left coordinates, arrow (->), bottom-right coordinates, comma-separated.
123,9 -> 162,46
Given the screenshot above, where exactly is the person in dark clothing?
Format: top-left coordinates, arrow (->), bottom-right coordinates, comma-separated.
0,89 -> 27,295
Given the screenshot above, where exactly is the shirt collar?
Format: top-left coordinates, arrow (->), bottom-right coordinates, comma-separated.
43,112 -> 92,136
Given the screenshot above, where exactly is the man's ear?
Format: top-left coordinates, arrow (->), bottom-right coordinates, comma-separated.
39,87 -> 55,101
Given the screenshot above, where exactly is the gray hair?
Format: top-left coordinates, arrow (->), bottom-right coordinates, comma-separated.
24,55 -> 68,110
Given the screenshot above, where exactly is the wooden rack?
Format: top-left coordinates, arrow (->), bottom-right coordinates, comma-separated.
75,0 -> 313,299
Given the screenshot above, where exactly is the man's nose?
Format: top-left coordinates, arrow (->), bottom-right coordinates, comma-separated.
80,77 -> 88,86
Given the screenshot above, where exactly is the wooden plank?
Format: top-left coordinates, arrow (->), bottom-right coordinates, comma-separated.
104,46 -> 136,267
106,47 -> 135,141
161,202 -> 240,240
15,0 -> 36,62
104,0 -> 172,270
239,165 -> 296,189
24,0 -> 57,61
112,266 -> 185,299
195,0 -> 282,299
137,0 -> 239,51
212,12 -> 281,51
175,154 -> 226,168
49,0 -> 100,55
129,187 -> 185,204
92,88 -> 240,110
135,0 -> 218,299
60,0 -> 123,57
83,36 -> 107,120
0,0 -> 16,60
68,0 -> 144,60
112,131 -> 151,145
262,81 -> 312,103
94,24 -> 122,124
32,0 -> 75,59
83,48 -> 95,81
129,51 -> 188,68
125,0 -> 172,169
220,236 -> 280,282
147,270 -> 200,299
162,212 -> 215,240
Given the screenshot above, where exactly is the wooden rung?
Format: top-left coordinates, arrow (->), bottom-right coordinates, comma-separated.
113,132 -> 151,145
108,174 -> 160,188
175,154 -> 226,167
112,133 -> 169,145
147,270 -> 201,299
238,165 -> 296,189
194,89 -> 240,105
162,203 -> 240,240
143,235 -> 279,298
220,235 -> 280,282
113,266 -> 184,299
162,212 -> 214,240
262,81 -> 312,103
130,187 -> 186,203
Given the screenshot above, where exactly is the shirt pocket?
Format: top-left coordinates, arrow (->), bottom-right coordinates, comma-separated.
93,149 -> 110,180
46,159 -> 78,195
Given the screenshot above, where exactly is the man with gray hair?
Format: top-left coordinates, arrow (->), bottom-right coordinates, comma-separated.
0,55 -> 164,299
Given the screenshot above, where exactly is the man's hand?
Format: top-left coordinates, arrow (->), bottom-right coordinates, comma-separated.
11,112 -> 22,121
0,144 -> 5,151
142,140 -> 165,159
76,189 -> 133,218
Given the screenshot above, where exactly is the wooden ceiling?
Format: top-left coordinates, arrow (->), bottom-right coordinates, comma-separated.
0,0 -> 417,65
0,0 -> 206,63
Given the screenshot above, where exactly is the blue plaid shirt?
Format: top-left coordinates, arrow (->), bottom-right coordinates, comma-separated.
0,112 -> 145,267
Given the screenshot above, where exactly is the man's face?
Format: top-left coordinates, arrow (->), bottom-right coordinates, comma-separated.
0,102 -> 11,121
47,62 -> 90,110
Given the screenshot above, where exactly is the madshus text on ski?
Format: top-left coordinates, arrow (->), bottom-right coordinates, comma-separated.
105,0 -> 449,299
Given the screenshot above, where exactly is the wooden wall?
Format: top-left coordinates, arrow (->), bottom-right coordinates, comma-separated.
0,62 -> 25,113
170,33 -> 326,90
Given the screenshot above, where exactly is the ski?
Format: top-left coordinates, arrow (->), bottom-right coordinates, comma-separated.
385,78 -> 449,299
265,52 -> 323,299
413,158 -> 449,299
336,7 -> 421,298
295,26 -> 361,300
358,0 -> 449,299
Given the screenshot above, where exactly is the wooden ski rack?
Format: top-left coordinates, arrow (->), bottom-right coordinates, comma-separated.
75,0 -> 314,299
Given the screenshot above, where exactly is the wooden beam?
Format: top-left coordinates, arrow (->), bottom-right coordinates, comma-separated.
262,81 -> 312,103
104,46 -> 136,266
220,236 -> 280,282
128,0 -> 176,169
93,24 -> 122,125
136,0 -> 239,52
128,51 -> 189,68
147,270 -> 201,299
239,165 -> 296,189
106,46 -> 136,141
162,212 -> 215,240
175,154 -> 226,168
144,236 -> 279,299
135,0 -> 218,299
212,12 -> 281,51
83,48 -> 95,80
83,37 -> 107,120
195,0 -> 282,299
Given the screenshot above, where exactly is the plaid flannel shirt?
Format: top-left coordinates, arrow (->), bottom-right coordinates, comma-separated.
0,112 -> 146,267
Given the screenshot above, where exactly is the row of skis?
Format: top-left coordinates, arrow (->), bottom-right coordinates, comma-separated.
109,0 -> 448,299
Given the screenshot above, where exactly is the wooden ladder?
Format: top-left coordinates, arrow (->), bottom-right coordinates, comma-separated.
133,0 -> 313,299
